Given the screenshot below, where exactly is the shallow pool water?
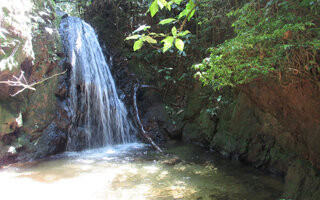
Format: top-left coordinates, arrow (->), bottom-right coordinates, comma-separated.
0,142 -> 283,200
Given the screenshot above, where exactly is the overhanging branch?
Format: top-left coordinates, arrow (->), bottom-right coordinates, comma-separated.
0,70 -> 67,97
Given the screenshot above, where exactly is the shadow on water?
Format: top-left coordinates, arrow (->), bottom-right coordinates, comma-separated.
0,142 -> 283,200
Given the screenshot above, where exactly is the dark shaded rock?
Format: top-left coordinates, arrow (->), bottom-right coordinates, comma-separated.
55,86 -> 68,99
62,13 -> 68,19
0,152 -> 18,166
239,79 -> 320,169
140,104 -> 168,144
33,122 -> 67,158
46,62 -> 58,75
283,160 -> 320,200
164,123 -> 183,140
56,52 -> 65,58
20,57 -> 34,79
2,133 -> 17,145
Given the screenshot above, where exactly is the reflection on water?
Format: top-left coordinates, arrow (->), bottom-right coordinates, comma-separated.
0,142 -> 283,200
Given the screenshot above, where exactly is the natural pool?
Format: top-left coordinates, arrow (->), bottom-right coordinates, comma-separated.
0,142 -> 283,200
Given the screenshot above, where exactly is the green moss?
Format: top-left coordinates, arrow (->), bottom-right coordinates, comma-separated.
0,105 -> 17,134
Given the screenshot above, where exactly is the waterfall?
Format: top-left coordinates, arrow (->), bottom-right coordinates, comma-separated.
59,16 -> 136,150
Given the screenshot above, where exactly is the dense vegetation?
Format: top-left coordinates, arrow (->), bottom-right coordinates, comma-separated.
126,0 -> 320,90
58,0 -> 320,91
195,0 -> 320,89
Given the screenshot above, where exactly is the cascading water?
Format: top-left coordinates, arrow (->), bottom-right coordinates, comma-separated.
59,16 -> 136,150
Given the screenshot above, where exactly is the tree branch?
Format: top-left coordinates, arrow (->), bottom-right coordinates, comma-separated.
179,2 -> 199,33
0,70 -> 67,97
132,83 -> 163,153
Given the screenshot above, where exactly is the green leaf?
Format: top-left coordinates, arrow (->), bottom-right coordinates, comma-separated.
133,25 -> 150,33
162,36 -> 174,52
133,39 -> 143,51
157,0 -> 167,9
178,8 -> 189,19
159,18 -> 176,25
188,9 -> 195,21
171,26 -> 177,36
175,38 -> 184,51
125,35 -> 140,40
187,0 -> 195,21
178,0 -> 195,19
171,0 -> 183,5
149,0 -> 159,17
144,36 -> 157,44
166,2 -> 172,11
178,30 -> 190,37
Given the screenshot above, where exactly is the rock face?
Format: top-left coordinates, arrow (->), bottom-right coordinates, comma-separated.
0,0 -> 68,165
182,78 -> 320,199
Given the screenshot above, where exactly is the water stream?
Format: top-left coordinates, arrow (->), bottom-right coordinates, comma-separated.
0,142 -> 283,200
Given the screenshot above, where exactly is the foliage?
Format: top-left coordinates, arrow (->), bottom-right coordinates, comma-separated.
194,0 -> 320,90
125,0 -> 197,52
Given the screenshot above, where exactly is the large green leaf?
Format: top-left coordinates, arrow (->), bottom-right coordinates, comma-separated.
157,0 -> 168,9
149,0 -> 159,17
159,18 -> 176,25
178,7 -> 189,19
178,30 -> 191,37
133,39 -> 143,51
162,36 -> 174,52
178,0 -> 195,20
171,26 -> 177,36
175,38 -> 184,51
187,0 -> 195,21
144,36 -> 157,44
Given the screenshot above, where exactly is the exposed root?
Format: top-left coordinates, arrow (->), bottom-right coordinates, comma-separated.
132,83 -> 163,153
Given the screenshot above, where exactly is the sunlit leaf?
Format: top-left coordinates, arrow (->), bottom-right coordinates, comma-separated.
178,0 -> 195,19
162,36 -> 174,52
172,0 -> 183,5
149,0 -> 159,17
144,36 -> 157,44
125,35 -> 140,40
175,38 -> 184,51
133,39 -> 143,51
187,0 -> 195,21
157,0 -> 167,9
133,25 -> 150,33
178,8 -> 189,19
171,26 -> 177,36
159,18 -> 176,25
178,30 -> 191,37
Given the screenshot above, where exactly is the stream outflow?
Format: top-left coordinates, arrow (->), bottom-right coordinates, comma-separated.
0,142 -> 283,200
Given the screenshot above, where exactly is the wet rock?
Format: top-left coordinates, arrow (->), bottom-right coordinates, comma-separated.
33,122 -> 67,158
55,86 -> 68,99
161,156 -> 182,166
283,160 -> 320,200
164,124 -> 183,140
20,57 -> 34,79
46,62 -> 58,75
2,133 -> 17,145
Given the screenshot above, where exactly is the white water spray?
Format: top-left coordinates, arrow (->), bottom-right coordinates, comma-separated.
59,17 -> 136,150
